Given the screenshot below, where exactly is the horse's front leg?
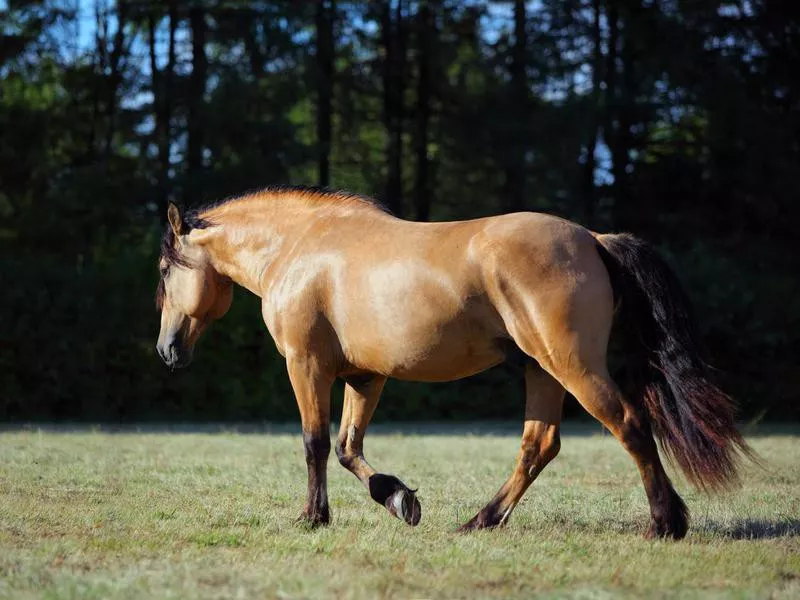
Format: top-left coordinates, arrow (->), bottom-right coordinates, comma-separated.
287,358 -> 334,527
335,376 -> 421,526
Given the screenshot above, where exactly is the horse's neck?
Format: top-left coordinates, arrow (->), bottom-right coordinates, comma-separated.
201,204 -> 313,297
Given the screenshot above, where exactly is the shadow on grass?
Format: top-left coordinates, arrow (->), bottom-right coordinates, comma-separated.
697,518 -> 800,540
519,517 -> 648,537
517,517 -> 800,540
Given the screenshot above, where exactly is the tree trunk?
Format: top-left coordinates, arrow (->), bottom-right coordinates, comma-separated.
102,0 -> 128,159
149,3 -> 177,211
85,2 -> 103,162
381,0 -> 406,217
582,0 -> 603,224
504,0 -> 528,212
393,0 -> 407,214
243,11 -> 264,79
147,13 -> 159,178
186,6 -> 207,202
163,3 -> 177,197
414,1 -> 433,221
612,4 -> 635,229
604,1 -> 626,227
316,0 -> 335,187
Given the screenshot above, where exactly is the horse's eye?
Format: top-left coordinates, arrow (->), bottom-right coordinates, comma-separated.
160,265 -> 169,278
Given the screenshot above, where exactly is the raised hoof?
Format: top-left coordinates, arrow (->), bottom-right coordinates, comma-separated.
368,474 -> 422,526
386,487 -> 422,526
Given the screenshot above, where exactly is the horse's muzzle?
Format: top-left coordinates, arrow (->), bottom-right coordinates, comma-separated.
156,337 -> 193,369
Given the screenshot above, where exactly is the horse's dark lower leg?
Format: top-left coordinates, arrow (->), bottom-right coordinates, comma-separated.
287,361 -> 333,527
302,430 -> 331,525
568,372 -> 689,539
336,376 -> 421,526
459,419 -> 561,530
459,364 -> 564,531
622,422 -> 688,539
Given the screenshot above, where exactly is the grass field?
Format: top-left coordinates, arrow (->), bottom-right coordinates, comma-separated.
1,423 -> 798,599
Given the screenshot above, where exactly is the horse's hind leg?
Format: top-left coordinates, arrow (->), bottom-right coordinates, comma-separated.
458,362 -> 564,531
564,369 -> 688,539
335,375 -> 421,526
508,314 -> 687,537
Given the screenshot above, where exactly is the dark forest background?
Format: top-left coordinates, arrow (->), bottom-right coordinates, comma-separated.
1,0 -> 798,422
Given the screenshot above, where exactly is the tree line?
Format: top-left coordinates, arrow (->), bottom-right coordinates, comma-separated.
1,0 -> 798,421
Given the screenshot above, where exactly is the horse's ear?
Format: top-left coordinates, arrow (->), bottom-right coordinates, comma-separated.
167,202 -> 186,237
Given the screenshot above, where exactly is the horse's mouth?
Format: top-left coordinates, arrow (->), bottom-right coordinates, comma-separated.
170,352 -> 193,369
157,340 -> 193,369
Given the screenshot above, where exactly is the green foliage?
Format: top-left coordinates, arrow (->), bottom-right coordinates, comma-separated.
0,0 -> 797,421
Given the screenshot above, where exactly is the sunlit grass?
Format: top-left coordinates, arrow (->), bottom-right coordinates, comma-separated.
0,424 -> 798,598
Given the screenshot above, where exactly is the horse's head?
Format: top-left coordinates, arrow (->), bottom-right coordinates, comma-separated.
155,203 -> 233,368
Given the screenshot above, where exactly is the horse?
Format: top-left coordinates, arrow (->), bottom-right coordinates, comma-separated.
155,185 -> 749,538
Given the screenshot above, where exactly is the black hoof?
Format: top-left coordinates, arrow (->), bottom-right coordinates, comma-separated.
645,515 -> 688,540
457,511 -> 505,532
457,499 -> 511,532
368,474 -> 422,526
645,490 -> 689,540
296,508 -> 330,529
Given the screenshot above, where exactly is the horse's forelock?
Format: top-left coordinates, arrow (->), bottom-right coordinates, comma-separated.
159,210 -> 213,268
160,225 -> 190,268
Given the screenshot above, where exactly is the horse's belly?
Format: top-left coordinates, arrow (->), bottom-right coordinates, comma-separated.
387,335 -> 507,382
342,301 -> 509,382
334,254 -> 511,381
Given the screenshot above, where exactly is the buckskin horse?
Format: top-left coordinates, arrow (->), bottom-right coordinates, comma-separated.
155,186 -> 749,538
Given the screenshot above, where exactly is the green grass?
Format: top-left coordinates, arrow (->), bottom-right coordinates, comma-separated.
1,424 -> 798,599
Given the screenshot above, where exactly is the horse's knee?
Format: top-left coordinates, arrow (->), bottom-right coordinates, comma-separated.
335,429 -> 362,470
335,436 -> 353,468
336,423 -> 366,469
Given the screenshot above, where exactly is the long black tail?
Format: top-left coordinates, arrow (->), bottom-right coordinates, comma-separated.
596,233 -> 751,491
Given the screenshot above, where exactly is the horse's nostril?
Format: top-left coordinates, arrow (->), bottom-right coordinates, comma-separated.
157,335 -> 190,368
157,342 -> 177,365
